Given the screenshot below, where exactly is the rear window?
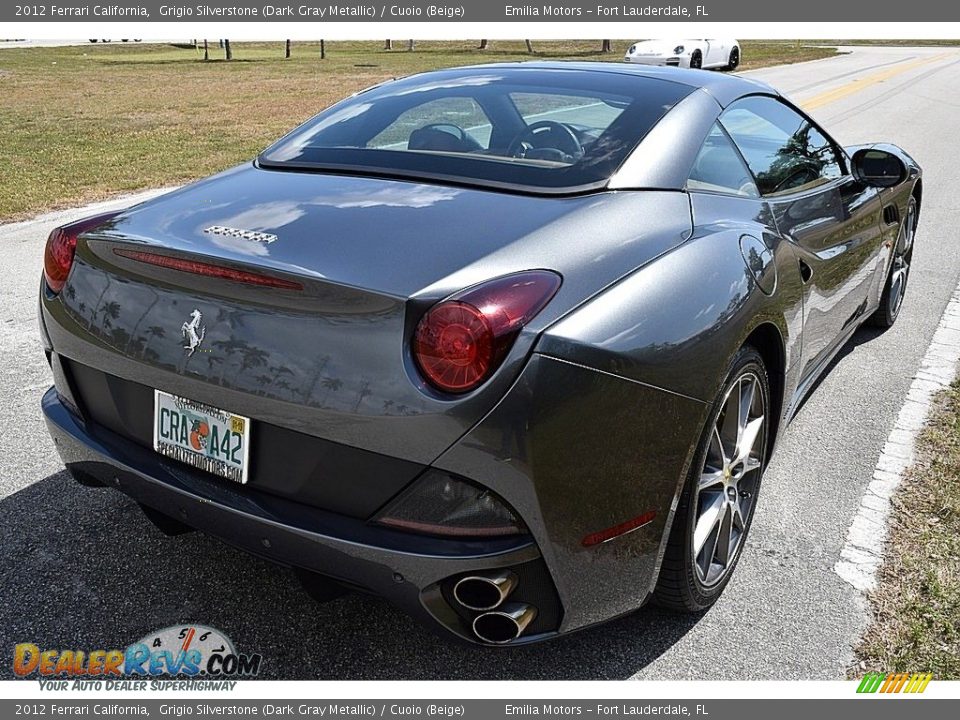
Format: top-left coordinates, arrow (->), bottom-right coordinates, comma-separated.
258,67 -> 692,193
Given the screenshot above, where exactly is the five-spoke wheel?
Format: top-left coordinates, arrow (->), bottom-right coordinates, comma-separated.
693,372 -> 765,586
655,346 -> 769,611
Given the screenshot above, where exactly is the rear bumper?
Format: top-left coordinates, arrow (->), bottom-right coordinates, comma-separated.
42,387 -> 554,644
42,346 -> 708,641
42,246 -> 710,640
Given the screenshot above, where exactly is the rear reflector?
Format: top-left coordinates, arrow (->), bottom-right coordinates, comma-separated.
373,470 -> 527,538
113,248 -> 303,290
581,511 -> 657,547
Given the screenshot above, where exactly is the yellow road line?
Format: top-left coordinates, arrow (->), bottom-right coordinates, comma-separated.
800,52 -> 955,111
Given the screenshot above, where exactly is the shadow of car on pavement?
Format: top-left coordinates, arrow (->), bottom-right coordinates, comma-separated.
0,470 -> 705,680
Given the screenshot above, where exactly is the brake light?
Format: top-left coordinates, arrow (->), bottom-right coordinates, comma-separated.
413,270 -> 561,394
43,211 -> 120,294
113,249 -> 303,290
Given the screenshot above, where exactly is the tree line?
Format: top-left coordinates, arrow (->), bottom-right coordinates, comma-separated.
195,39 -> 616,60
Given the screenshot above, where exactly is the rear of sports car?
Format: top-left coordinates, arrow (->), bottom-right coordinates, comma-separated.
39,65 -> 712,644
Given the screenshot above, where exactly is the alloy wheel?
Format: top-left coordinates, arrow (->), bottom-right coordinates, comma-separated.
692,371 -> 766,587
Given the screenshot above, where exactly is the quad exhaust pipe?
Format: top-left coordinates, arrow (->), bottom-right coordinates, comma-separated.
472,603 -> 538,644
453,570 -> 518,611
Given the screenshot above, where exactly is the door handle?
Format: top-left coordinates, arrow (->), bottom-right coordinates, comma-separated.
798,259 -> 813,283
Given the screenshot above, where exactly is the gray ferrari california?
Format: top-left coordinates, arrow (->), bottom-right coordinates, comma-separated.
40,62 -> 921,645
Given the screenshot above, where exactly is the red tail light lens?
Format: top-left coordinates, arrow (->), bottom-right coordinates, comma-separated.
413,270 -> 561,394
43,211 -> 120,294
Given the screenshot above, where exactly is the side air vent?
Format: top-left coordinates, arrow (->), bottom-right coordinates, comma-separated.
883,204 -> 900,226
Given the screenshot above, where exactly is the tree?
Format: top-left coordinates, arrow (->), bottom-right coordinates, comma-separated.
525,40 -> 534,54
240,346 -> 269,376
141,325 -> 165,359
285,39 -> 291,58
353,380 -> 372,412
100,301 -> 121,336
320,376 -> 343,402
224,39 -> 232,61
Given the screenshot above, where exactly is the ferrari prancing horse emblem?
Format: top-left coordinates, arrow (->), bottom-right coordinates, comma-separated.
181,309 -> 206,356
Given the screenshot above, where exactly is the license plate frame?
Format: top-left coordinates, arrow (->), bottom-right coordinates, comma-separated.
152,390 -> 251,484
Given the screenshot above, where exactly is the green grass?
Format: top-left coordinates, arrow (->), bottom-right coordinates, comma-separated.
811,39 -> 960,46
855,380 -> 960,679
0,40 -> 837,223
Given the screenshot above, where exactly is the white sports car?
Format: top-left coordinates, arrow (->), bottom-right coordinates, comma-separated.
624,39 -> 740,71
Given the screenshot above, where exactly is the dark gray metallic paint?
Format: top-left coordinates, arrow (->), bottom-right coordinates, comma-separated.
45,170 -> 693,464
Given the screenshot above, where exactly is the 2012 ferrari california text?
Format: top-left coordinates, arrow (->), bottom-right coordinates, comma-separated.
40,62 -> 921,645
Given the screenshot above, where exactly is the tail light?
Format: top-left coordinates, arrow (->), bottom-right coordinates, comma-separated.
43,211 -> 121,294
413,270 -> 561,394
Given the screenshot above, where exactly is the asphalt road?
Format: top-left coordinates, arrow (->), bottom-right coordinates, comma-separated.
2,46 -> 959,680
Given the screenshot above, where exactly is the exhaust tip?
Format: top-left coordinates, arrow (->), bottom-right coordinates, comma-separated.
453,571 -> 517,611
472,603 -> 537,644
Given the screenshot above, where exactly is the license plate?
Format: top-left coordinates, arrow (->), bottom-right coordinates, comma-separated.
152,390 -> 250,484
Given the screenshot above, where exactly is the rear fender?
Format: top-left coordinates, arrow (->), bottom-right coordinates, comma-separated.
535,227 -> 802,408
525,226 -> 803,609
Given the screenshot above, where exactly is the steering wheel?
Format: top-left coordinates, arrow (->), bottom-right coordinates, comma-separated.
771,164 -> 820,194
507,121 -> 584,161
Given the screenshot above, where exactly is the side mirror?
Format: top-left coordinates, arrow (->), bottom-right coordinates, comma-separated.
850,148 -> 906,188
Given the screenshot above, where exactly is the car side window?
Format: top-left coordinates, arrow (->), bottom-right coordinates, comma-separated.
687,123 -> 759,197
720,97 -> 844,197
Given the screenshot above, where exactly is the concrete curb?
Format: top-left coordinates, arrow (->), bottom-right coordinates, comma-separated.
834,286 -> 960,592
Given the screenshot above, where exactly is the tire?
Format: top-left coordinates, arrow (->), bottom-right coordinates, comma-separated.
726,47 -> 740,71
654,345 -> 770,612
690,51 -> 703,69
868,196 -> 917,329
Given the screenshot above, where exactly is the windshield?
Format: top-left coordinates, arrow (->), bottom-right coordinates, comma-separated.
258,66 -> 692,193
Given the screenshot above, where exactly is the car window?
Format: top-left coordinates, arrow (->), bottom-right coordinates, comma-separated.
720,97 -> 844,196
509,91 -> 625,132
367,97 -> 493,150
257,68 -> 693,193
687,123 -> 759,197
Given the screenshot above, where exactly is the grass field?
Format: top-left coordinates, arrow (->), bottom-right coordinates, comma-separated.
856,381 -> 960,678
0,40 -> 837,223
814,40 -> 960,46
